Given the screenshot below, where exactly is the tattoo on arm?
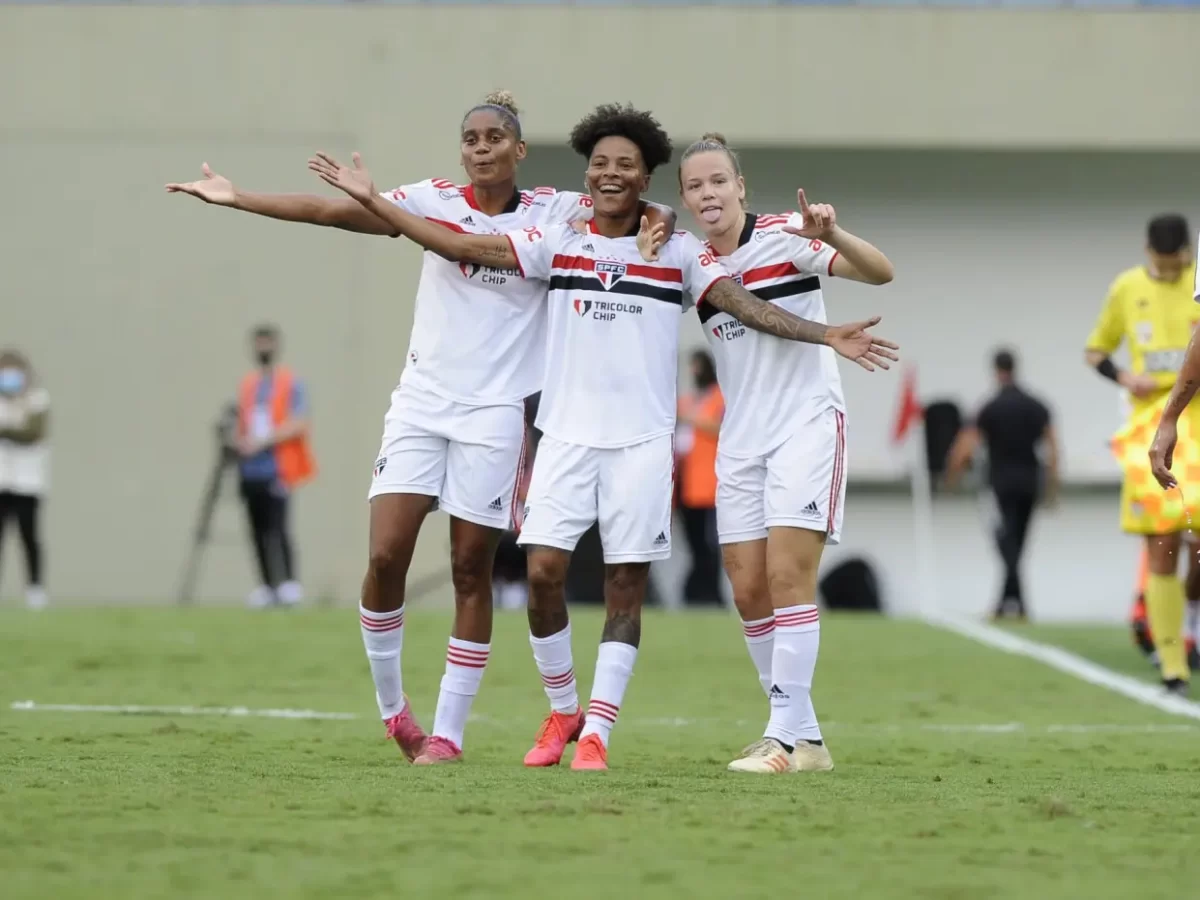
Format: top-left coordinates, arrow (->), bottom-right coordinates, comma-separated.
477,241 -> 517,264
705,278 -> 829,345
1166,379 -> 1198,419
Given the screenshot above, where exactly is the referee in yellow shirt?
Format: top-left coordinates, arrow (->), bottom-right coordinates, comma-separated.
1086,214 -> 1198,695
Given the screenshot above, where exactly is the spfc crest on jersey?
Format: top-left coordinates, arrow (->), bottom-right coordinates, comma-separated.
594,261 -> 627,290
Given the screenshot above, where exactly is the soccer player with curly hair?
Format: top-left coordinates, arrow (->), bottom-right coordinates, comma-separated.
169,93 -> 682,767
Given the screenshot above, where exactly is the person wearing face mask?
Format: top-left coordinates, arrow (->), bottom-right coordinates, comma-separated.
0,350 -> 50,609
676,349 -> 724,607
235,325 -> 314,610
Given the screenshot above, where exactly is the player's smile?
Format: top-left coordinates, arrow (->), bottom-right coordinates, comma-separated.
585,135 -> 649,219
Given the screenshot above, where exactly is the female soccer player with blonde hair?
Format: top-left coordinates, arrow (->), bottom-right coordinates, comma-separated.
655,133 -> 895,773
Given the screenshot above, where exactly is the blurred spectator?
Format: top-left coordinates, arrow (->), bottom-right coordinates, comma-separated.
0,349 -> 50,609
944,349 -> 1058,620
676,350 -> 724,607
235,325 -> 315,609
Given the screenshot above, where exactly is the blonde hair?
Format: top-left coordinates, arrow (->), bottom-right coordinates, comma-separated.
678,132 -> 746,206
464,90 -> 522,139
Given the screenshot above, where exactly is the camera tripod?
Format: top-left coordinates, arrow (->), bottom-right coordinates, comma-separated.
175,404 -> 240,605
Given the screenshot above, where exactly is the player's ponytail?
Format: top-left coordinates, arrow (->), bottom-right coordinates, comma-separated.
464,90 -> 522,140
678,132 -> 746,207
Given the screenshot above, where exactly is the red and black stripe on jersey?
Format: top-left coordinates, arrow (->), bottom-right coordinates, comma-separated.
696,212 -> 820,323
548,254 -> 686,307
696,263 -> 821,323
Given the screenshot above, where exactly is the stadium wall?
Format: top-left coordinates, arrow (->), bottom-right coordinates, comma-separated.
1,5 -> 1194,608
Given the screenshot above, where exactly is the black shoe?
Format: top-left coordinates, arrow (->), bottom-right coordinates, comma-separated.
1163,677 -> 1190,697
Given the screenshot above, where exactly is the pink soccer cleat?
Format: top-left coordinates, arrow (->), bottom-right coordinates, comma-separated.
413,735 -> 463,766
384,697 -> 427,762
570,734 -> 608,771
523,708 -> 585,767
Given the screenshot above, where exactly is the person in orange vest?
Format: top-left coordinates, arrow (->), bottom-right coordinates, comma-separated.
235,324 -> 315,608
676,350 -> 724,607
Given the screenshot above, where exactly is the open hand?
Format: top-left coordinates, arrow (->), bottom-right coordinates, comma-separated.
637,215 -> 668,262
826,316 -> 900,372
165,163 -> 236,206
781,188 -> 837,241
308,151 -> 376,204
1149,418 -> 1180,489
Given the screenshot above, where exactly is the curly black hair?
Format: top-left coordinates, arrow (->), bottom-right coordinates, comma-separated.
568,103 -> 674,174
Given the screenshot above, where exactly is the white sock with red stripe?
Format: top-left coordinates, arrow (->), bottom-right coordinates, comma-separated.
579,642 -> 637,748
764,604 -> 822,746
741,616 -> 775,697
359,605 -> 405,720
432,637 -> 490,750
530,624 -> 579,714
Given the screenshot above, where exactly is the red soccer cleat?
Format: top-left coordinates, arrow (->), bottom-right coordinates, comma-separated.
384,697 -> 427,762
523,708 -> 585,767
570,734 -> 608,771
413,735 -> 463,766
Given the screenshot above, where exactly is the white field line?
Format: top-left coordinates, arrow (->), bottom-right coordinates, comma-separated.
8,701 -> 1196,734
926,612 -> 1200,722
7,701 -> 357,720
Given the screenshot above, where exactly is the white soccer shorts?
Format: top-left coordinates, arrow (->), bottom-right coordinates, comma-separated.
716,408 -> 847,545
517,433 -> 674,563
368,385 -> 526,530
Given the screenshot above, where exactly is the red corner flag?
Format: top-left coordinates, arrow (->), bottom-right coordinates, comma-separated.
891,367 -> 924,445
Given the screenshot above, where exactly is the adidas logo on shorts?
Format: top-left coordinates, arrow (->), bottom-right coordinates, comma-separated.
801,500 -> 821,519
459,215 -> 476,226
488,497 -> 503,512
653,531 -> 668,546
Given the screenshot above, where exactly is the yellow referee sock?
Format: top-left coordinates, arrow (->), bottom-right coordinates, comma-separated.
1147,574 -> 1189,682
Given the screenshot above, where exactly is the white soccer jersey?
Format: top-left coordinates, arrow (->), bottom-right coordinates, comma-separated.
508,221 -> 730,448
700,212 -> 846,458
380,179 -> 592,405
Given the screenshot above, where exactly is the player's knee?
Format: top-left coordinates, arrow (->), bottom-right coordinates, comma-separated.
366,540 -> 409,585
527,553 -> 567,601
767,556 -> 819,606
450,542 -> 492,602
604,563 -> 649,611
1147,533 -> 1183,574
731,580 -> 771,621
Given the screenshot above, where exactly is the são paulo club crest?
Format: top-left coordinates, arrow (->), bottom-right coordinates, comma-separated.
460,262 -> 481,279
574,299 -> 592,316
594,261 -> 627,290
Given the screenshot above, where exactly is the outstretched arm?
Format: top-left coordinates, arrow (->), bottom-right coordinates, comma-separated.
703,278 -> 898,371
704,278 -> 829,345
308,152 -> 520,268
166,163 -> 397,235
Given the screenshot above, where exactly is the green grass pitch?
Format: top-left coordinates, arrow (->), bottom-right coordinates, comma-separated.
3,607 -> 1200,899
